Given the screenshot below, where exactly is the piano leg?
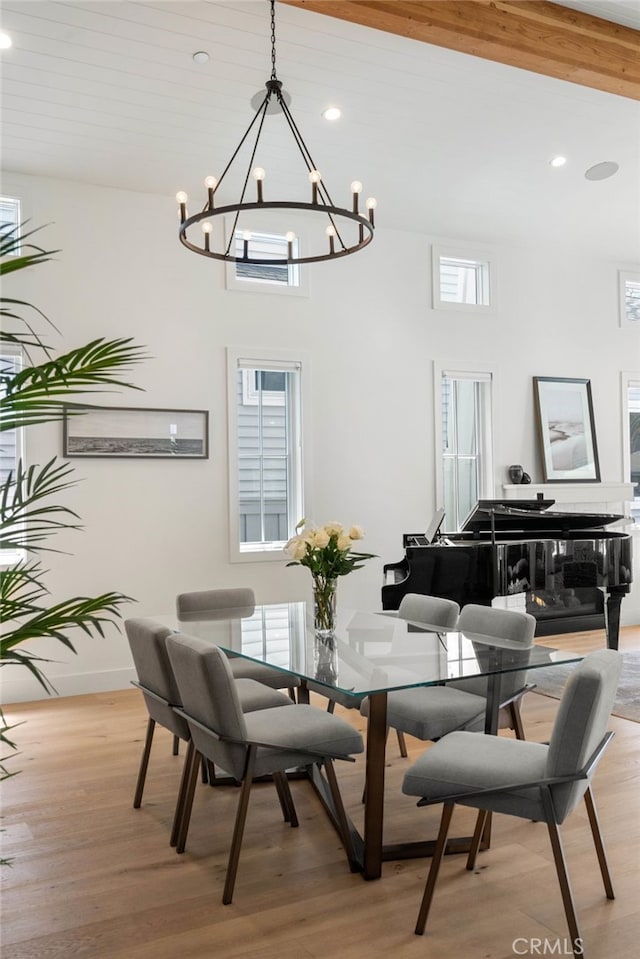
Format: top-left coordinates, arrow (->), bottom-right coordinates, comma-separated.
604,587 -> 627,651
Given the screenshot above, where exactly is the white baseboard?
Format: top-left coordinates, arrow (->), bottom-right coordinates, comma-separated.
0,666 -> 137,704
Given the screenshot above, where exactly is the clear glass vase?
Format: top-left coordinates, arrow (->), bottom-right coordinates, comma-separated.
312,576 -> 337,637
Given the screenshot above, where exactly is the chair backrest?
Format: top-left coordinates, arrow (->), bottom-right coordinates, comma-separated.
176,587 -> 256,621
453,603 -> 536,699
166,632 -> 249,780
124,618 -> 190,740
398,593 -> 460,629
546,649 -> 622,822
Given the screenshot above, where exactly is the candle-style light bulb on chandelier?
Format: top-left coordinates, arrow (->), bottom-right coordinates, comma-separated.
176,0 -> 376,266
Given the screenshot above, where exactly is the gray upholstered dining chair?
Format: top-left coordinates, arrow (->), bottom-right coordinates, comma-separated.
360,603 -> 536,753
176,587 -> 301,699
125,618 -> 293,844
402,649 -> 622,958
166,631 -> 364,904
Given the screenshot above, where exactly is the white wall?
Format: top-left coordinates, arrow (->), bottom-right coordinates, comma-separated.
2,171 -> 638,702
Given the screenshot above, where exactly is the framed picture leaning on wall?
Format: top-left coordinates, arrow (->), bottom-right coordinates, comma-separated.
63,405 -> 209,459
533,377 -> 600,482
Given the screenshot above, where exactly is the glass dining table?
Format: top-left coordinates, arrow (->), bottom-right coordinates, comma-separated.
157,601 -> 583,880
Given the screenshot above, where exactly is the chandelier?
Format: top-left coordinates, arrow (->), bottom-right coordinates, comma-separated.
176,0 -> 376,266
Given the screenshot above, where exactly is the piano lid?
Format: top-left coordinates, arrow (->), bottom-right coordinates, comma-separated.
460,499 -> 624,534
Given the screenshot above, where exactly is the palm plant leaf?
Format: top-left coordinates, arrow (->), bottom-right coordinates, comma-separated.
0,458 -> 81,552
0,338 -> 148,431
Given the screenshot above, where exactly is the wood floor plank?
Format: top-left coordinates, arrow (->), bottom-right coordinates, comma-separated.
1,627 -> 638,958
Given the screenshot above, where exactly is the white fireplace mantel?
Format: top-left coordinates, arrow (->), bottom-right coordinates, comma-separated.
501,482 -> 635,517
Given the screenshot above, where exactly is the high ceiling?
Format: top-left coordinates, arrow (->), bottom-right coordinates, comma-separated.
1,1 -> 638,256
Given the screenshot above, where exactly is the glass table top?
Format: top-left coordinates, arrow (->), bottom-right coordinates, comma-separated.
162,602 -> 583,700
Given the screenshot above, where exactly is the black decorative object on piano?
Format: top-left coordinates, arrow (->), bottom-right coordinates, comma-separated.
381,499 -> 632,649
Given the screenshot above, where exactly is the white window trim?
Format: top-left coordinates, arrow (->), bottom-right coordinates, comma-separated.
226,346 -> 311,563
224,217 -> 310,298
618,269 -> 640,328
431,242 -> 497,314
433,360 -> 498,528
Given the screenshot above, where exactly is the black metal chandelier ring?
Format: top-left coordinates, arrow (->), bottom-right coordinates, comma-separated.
179,201 -> 374,265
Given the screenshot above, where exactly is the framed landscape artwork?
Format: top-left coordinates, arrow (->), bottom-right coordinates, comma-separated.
63,405 -> 209,459
533,377 -> 600,482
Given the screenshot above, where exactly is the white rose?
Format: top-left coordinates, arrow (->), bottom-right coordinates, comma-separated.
324,521 -> 343,535
291,538 -> 308,560
336,534 -> 352,551
349,525 -> 364,540
313,528 -> 331,548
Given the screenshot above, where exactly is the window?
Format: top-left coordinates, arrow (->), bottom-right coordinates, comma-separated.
225,225 -> 309,297
434,363 -> 495,530
621,372 -> 640,524
227,348 -> 308,561
619,270 -> 640,327
1,195 -> 20,234
0,348 -> 24,563
432,244 -> 495,312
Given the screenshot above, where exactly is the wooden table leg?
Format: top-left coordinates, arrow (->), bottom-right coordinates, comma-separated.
363,690 -> 387,880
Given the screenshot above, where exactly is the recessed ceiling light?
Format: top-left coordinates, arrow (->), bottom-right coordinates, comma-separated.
549,156 -> 567,168
192,50 -> 209,65
0,31 -> 12,50
585,161 -> 619,181
322,106 -> 341,121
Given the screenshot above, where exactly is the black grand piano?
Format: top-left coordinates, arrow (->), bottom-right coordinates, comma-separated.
382,498 -> 632,649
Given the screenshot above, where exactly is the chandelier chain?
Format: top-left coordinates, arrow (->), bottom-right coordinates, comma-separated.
270,0 -> 277,80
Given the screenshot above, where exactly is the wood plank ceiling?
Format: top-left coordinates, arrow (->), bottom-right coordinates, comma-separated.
281,1 -> 640,100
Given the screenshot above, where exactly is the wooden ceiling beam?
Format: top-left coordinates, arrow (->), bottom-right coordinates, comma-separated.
281,1 -> 640,100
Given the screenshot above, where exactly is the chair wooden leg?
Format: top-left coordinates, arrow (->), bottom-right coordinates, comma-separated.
223,746 -> 257,905
172,734 -> 180,756
396,729 -> 408,758
170,740 -> 194,847
175,746 -> 202,854
545,811 -> 582,952
133,717 -> 155,808
466,809 -> 489,870
273,771 -> 298,827
288,687 -> 297,702
206,759 -> 217,785
415,802 -> 455,935
508,701 -> 526,740
324,759 -> 357,869
583,786 -> 615,899
326,699 -> 336,714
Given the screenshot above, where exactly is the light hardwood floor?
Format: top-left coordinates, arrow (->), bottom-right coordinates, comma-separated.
1,628 -> 638,959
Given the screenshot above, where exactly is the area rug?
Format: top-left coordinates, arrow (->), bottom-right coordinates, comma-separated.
528,651 -> 640,723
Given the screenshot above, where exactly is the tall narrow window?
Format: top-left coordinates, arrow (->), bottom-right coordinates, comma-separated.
227,348 -> 307,561
435,365 -> 494,530
622,372 -> 640,524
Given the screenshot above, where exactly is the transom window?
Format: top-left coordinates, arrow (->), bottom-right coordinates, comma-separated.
432,244 -> 495,312
619,270 -> 640,327
225,226 -> 309,296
